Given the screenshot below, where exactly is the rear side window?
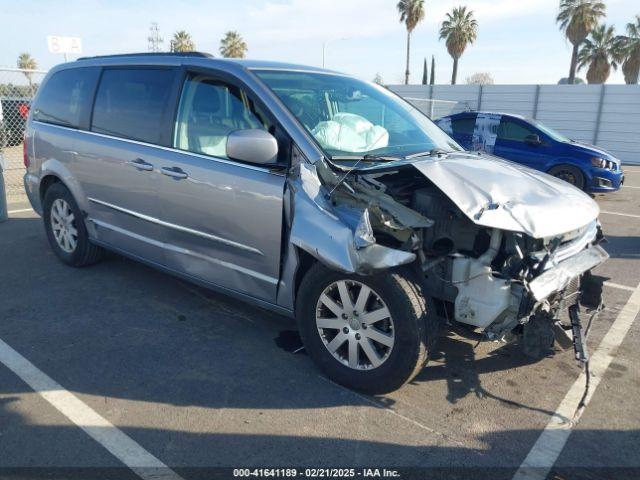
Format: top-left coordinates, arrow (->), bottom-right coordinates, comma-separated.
91,68 -> 176,144
33,68 -> 99,128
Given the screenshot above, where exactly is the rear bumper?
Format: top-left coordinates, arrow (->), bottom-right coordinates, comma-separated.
23,172 -> 42,215
529,245 -> 609,301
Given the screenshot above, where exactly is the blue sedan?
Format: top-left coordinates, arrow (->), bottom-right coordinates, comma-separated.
436,112 -> 624,193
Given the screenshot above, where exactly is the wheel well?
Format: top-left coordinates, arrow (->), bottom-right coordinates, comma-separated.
39,175 -> 61,202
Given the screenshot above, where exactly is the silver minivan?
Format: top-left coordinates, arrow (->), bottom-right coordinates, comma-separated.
24,53 -> 608,393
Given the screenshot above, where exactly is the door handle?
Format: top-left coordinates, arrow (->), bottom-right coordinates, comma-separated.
126,158 -> 154,171
161,167 -> 188,179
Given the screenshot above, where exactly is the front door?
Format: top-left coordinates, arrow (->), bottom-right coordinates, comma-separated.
156,72 -> 287,302
494,118 -> 551,170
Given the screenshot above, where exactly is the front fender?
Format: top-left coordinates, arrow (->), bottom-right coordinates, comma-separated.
288,161 -> 418,275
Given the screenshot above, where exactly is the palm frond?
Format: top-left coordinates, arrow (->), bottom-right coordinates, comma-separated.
557,0 -> 606,45
439,6 -> 478,58
219,31 -> 248,58
578,24 -> 624,83
397,0 -> 425,32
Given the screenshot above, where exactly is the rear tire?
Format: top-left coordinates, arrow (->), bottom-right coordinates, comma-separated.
43,183 -> 103,267
296,263 -> 439,394
548,165 -> 585,190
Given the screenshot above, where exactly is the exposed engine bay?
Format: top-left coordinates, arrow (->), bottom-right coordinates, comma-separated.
288,151 -> 608,357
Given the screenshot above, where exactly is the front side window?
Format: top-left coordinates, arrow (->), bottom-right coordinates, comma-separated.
253,70 -> 461,161
91,68 -> 176,144
33,67 -> 99,128
173,75 -> 270,159
529,119 -> 570,143
497,119 -> 537,143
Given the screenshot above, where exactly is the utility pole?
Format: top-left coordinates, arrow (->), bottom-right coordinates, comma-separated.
148,22 -> 164,52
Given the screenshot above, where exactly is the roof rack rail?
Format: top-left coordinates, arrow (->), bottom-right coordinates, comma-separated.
77,52 -> 213,61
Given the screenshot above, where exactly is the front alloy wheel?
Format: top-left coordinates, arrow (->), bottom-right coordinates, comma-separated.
316,280 -> 394,370
297,263 -> 440,393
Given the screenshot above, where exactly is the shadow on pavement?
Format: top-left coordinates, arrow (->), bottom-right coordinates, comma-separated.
602,235 -> 640,260
1,391 -> 639,479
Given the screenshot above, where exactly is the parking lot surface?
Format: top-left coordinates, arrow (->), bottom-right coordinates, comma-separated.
1,169 -> 639,479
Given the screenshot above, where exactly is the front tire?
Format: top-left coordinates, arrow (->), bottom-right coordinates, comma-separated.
548,165 -> 585,190
296,263 -> 439,394
43,183 -> 103,267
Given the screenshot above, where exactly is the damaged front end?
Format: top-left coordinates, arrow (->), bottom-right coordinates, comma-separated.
288,159 -> 433,275
287,151 -> 608,360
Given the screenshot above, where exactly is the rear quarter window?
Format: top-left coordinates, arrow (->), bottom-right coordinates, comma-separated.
91,68 -> 176,145
33,67 -> 100,128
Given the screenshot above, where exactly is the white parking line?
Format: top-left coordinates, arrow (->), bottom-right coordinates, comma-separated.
0,337 -> 183,480
513,282 -> 640,480
600,210 -> 640,219
6,208 -> 33,215
604,281 -> 637,293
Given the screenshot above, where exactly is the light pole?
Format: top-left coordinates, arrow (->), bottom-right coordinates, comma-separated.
322,37 -> 348,68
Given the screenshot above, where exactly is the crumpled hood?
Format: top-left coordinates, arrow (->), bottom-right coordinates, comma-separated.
412,152 -> 600,239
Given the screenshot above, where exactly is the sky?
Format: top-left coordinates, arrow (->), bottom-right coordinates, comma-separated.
0,0 -> 638,85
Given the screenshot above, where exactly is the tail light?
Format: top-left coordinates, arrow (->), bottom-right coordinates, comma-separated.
23,133 -> 29,168
18,103 -> 29,119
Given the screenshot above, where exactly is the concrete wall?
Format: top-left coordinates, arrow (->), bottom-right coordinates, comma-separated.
389,84 -> 640,166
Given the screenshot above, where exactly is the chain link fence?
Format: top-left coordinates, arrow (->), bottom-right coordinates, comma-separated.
1,67 -> 47,203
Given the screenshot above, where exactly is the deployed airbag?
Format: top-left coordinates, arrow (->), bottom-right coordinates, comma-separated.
312,113 -> 389,153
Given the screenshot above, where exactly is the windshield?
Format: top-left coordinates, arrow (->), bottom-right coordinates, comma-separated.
529,119 -> 571,143
253,70 -> 462,160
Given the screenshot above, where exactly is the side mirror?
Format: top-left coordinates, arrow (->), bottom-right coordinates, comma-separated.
226,129 -> 279,165
524,134 -> 542,146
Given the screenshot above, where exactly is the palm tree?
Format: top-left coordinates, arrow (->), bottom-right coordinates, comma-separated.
439,6 -> 478,85
170,30 -> 195,52
557,0 -> 606,84
17,53 -> 37,94
397,0 -> 425,85
578,24 -> 624,84
219,31 -> 248,58
619,15 -> 640,84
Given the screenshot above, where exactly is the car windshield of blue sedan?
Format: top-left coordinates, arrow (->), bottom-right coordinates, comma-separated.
529,119 -> 571,143
254,70 -> 462,161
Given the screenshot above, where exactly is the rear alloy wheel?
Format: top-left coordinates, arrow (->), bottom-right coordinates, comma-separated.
43,183 -> 103,267
50,198 -> 78,253
297,263 -> 439,393
549,165 -> 585,190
